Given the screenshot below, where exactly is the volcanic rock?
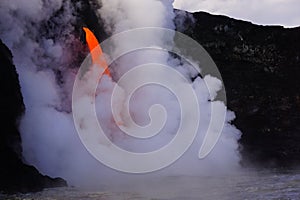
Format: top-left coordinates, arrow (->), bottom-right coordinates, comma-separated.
176,10 -> 300,167
0,39 -> 67,194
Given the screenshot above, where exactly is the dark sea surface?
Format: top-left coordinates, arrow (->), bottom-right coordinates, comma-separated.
2,169 -> 300,200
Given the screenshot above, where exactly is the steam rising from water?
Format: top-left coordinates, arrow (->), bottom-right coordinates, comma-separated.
0,0 -> 241,187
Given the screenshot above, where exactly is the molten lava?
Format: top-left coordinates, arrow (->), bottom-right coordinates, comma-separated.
83,27 -> 111,76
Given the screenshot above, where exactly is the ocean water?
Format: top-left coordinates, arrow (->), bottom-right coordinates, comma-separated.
2,168 -> 300,200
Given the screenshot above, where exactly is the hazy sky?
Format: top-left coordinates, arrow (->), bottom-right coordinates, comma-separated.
173,0 -> 300,27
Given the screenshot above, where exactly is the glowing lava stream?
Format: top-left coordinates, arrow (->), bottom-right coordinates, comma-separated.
83,27 -> 125,127
83,27 -> 111,76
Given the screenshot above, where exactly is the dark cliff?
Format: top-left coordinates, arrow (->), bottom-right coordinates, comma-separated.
176,11 -> 300,167
0,0 -> 99,193
0,39 -> 67,193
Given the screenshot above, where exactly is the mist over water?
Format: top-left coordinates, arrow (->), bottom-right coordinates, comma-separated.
3,169 -> 300,199
0,0 -> 241,188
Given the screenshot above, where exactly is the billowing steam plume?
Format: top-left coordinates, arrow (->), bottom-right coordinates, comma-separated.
0,0 -> 241,187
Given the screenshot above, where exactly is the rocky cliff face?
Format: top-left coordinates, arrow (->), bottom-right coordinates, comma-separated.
0,39 -> 67,193
0,0 -> 102,193
176,11 -> 300,167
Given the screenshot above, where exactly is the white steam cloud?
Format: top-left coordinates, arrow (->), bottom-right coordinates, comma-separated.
0,0 -> 241,188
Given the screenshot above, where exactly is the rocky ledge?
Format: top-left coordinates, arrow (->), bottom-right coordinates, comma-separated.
176,10 -> 300,167
0,39 -> 67,194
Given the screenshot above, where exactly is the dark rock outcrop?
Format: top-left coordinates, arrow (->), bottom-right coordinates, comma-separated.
176,11 -> 300,167
0,39 -> 67,194
72,0 -> 108,42
0,0 -> 103,193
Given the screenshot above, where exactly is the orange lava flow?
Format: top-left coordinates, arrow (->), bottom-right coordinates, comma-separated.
83,27 -> 111,76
